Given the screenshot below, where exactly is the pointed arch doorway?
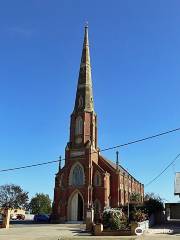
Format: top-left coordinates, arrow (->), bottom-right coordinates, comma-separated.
68,191 -> 84,221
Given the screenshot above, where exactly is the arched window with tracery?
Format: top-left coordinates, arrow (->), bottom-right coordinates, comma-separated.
75,116 -> 83,136
69,163 -> 84,186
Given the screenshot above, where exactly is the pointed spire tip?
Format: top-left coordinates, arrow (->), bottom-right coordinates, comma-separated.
85,21 -> 88,28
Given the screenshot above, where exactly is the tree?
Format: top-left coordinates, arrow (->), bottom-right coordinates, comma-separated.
0,184 -> 29,209
144,192 -> 164,216
29,193 -> 52,214
130,192 -> 142,203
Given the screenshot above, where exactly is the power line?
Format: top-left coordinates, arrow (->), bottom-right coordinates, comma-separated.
0,160 -> 60,173
0,127 -> 180,173
100,127 -> 180,152
145,153 -> 180,187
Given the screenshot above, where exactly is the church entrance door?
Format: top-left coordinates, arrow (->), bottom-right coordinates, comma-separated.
69,192 -> 83,221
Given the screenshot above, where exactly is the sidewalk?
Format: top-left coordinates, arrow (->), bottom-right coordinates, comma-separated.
146,222 -> 180,235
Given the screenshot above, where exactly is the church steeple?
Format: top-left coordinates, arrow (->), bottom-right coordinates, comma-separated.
74,25 -> 94,113
69,25 -> 97,149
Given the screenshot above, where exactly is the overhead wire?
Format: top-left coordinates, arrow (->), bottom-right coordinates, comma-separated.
0,127 -> 179,173
145,153 -> 180,187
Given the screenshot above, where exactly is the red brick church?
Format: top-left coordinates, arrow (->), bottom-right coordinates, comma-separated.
52,26 -> 144,223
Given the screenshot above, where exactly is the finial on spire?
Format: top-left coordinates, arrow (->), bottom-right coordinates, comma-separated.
85,21 -> 88,28
58,156 -> 61,171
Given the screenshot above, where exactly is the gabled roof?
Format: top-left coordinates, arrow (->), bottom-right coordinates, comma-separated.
99,154 -> 142,184
92,160 -> 106,174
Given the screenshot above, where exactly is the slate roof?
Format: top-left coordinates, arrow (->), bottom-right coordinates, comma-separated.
99,154 -> 142,184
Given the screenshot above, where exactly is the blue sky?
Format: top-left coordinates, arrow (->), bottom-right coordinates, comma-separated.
0,0 -> 180,203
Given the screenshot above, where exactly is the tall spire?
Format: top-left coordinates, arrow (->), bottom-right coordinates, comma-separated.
74,25 -> 94,113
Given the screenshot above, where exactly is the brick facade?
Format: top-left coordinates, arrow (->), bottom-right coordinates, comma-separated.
51,26 -> 144,223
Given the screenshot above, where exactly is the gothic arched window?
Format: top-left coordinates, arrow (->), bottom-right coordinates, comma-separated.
69,163 -> 84,186
75,116 -> 83,136
78,96 -> 83,108
94,171 -> 102,187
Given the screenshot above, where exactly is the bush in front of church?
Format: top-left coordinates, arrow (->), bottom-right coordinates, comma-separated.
130,208 -> 148,222
102,208 -> 128,230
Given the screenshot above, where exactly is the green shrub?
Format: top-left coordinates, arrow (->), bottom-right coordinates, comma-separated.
102,208 -> 128,230
130,192 -> 142,203
130,209 -> 148,222
144,193 -> 164,217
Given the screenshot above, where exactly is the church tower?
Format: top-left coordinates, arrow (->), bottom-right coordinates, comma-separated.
52,25 -> 99,223
69,25 -> 97,151
52,25 -> 144,223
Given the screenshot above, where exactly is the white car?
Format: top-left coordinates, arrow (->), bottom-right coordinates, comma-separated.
11,215 -> 17,220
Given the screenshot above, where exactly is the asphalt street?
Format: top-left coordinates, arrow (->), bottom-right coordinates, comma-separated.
0,222 -> 180,240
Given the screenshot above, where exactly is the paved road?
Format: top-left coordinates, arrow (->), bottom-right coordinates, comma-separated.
0,224 -> 88,240
1,223 -> 180,240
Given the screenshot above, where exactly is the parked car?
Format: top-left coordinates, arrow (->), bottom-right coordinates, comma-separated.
10,214 -> 17,220
34,214 -> 50,223
16,214 -> 25,220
